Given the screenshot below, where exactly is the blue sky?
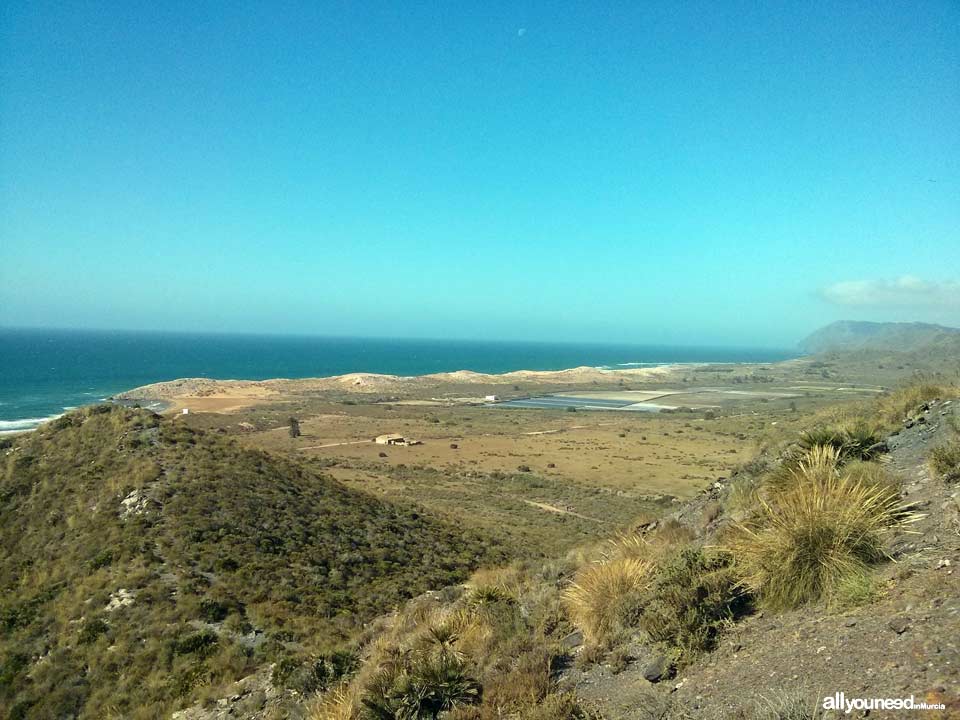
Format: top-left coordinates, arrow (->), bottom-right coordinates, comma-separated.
1,1 -> 958,347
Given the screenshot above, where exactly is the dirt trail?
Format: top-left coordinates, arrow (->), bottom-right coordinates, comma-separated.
522,500 -> 604,523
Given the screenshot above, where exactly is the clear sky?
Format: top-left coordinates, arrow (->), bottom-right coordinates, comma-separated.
1,1 -> 958,348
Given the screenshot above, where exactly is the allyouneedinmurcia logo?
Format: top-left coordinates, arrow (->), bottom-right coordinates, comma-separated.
823,692 -> 946,714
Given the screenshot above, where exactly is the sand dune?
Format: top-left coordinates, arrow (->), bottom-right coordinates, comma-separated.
115,363 -> 686,406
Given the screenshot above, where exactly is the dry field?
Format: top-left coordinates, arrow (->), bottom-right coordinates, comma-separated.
136,360 -> 893,554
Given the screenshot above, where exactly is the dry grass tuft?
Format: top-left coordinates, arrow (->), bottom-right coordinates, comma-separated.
765,444 -> 841,493
876,383 -> 951,427
307,682 -> 362,720
562,555 -> 653,645
929,443 -> 960,484
724,459 -> 916,609
841,459 -> 901,496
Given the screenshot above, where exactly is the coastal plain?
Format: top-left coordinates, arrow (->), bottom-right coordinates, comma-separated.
119,354 -> 896,554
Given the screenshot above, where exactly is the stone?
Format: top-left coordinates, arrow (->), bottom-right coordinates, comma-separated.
643,654 -> 672,683
888,616 -> 911,634
866,441 -> 889,455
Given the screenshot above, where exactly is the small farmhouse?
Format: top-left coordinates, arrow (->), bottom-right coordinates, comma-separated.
374,433 -> 422,446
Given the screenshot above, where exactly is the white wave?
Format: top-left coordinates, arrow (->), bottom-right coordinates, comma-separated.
0,414 -> 64,432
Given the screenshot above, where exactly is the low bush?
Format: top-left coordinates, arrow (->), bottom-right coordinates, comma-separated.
797,419 -> 885,462
639,547 -> 748,663
723,462 -> 914,610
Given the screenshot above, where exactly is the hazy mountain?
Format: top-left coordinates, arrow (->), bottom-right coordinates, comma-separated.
799,320 -> 960,354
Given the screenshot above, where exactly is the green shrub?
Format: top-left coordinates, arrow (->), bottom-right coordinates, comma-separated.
89,548 -> 114,570
273,651 -> 358,694
198,598 -> 231,623
639,547 -> 748,662
362,653 -> 480,719
797,419 -> 884,462
78,618 -> 109,644
173,630 -> 219,657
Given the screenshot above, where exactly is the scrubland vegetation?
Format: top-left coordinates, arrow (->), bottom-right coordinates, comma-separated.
0,407 -> 506,719
302,381 -> 955,719
1,378 -> 956,719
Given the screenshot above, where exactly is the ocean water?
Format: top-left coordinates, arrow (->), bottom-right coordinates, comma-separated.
0,328 -> 797,432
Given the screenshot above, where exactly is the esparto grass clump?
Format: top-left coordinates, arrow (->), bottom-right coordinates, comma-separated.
723,446 -> 917,610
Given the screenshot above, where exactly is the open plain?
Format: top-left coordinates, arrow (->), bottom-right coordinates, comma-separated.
120,354 -> 898,555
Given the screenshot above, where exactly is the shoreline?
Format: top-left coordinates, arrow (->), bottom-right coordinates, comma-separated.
0,398 -> 172,435
2,357 -> 799,430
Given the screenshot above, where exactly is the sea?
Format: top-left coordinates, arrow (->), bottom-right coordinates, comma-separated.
0,328 -> 798,432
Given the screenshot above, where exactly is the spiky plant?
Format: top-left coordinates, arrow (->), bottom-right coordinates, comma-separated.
361,653 -> 479,720
410,653 -> 481,716
467,585 -> 513,608
797,420 -> 884,463
764,444 -> 841,493
724,466 -> 917,610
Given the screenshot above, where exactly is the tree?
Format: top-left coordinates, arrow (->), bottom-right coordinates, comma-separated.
288,417 -> 301,438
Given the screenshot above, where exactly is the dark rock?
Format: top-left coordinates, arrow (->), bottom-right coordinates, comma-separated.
866,441 -> 889,455
643,654 -> 673,683
888,616 -> 911,634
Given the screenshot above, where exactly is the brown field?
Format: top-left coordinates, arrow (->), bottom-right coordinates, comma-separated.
130,357 -> 896,554
251,407 -> 756,497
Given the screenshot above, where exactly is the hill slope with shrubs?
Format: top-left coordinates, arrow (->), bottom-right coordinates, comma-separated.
273,382 -> 957,720
0,406 -> 508,720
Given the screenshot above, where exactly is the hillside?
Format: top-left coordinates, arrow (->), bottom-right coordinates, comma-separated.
212,382 -> 956,720
799,320 -> 960,354
0,406 -> 508,720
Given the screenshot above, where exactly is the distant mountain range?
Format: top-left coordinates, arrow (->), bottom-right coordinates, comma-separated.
799,320 -> 960,354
